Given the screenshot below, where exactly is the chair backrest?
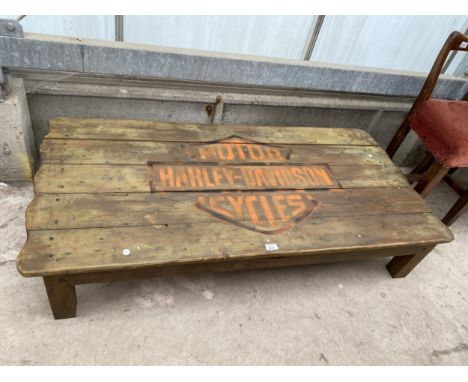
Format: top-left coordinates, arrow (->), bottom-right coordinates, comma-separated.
386,32 -> 467,158
413,32 -> 468,109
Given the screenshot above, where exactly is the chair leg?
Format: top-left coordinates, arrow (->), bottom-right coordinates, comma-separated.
410,152 -> 434,175
444,171 -> 465,196
386,121 -> 411,158
406,152 -> 434,183
413,160 -> 449,198
442,189 -> 468,226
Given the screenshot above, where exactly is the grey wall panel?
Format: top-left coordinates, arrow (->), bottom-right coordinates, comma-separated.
6,35 -> 467,99
222,104 -> 376,129
311,16 -> 468,73
124,16 -> 316,60
28,92 -> 418,166
28,95 -> 377,148
27,94 -> 212,146
368,111 -> 406,148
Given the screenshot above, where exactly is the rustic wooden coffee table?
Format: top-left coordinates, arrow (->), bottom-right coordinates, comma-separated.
17,117 -> 453,319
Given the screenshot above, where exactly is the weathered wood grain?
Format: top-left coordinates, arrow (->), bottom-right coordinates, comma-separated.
33,164 -> 408,193
148,164 -> 339,191
26,188 -> 431,230
386,246 -> 436,278
47,117 -> 378,146
68,246 -> 430,285
18,213 -> 452,277
43,275 -> 77,319
40,139 -> 392,166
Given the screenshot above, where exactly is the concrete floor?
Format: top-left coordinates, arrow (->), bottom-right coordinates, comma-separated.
1,180 -> 467,365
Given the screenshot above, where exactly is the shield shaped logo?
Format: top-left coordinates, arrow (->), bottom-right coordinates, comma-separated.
147,134 -> 331,234
195,191 -> 321,234
181,135 -> 292,162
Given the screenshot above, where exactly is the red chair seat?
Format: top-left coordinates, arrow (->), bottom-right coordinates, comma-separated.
410,99 -> 468,168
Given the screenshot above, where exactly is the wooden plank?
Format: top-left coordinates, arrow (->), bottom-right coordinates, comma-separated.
26,188 -> 432,230
68,246 -> 430,285
47,117 -> 378,146
18,213 -> 453,277
33,164 -> 409,193
40,138 -> 392,166
148,164 -> 339,191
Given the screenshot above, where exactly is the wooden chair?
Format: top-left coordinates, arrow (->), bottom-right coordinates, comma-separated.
386,31 -> 468,226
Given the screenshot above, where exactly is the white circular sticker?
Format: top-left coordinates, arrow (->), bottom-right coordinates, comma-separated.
122,248 -> 131,256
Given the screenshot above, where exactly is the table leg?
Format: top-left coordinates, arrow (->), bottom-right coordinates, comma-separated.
43,276 -> 77,319
386,246 -> 435,278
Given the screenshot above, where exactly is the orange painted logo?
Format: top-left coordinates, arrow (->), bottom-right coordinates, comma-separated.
148,135 -> 339,235
181,136 -> 291,162
195,191 -> 320,234
148,164 -> 337,191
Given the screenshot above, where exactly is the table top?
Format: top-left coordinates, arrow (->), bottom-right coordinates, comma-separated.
17,117 -> 453,276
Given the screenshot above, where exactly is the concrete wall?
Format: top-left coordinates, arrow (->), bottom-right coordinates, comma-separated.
0,78 -> 36,181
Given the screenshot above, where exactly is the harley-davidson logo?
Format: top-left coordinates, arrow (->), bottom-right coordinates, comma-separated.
181,135 -> 292,162
195,191 -> 320,234
148,136 -> 339,234
148,164 -> 337,191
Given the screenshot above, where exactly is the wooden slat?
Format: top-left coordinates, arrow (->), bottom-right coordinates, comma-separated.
148,164 -> 339,191
26,188 -> 431,230
69,246 -> 430,285
40,138 -> 392,166
47,117 -> 378,146
33,164 -> 409,193
17,213 -> 453,277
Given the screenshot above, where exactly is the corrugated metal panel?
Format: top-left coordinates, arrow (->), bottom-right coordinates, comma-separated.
310,15 -> 468,73
1,15 -> 114,41
123,15 -> 316,60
